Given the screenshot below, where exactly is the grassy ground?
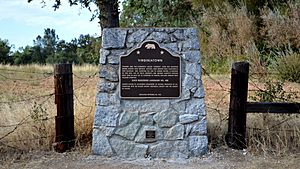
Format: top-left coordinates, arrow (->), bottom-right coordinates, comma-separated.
0,64 -> 97,152
0,64 -> 299,163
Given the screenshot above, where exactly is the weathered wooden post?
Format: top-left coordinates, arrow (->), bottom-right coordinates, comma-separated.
226,61 -> 249,149
54,64 -> 75,152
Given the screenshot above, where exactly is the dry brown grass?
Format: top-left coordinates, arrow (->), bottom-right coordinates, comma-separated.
0,65 -> 299,158
203,74 -> 300,156
0,64 -> 97,153
260,3 -> 300,49
201,5 -> 257,58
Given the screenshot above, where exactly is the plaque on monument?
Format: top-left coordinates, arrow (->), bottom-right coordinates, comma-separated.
120,41 -> 181,98
145,130 -> 156,139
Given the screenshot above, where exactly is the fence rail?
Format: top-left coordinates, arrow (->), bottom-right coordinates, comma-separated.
246,102 -> 300,114
226,61 -> 300,150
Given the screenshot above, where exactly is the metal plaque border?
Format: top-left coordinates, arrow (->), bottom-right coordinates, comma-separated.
119,40 -> 182,99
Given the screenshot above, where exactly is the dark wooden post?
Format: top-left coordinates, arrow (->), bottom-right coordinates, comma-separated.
54,64 -> 75,152
226,62 -> 249,149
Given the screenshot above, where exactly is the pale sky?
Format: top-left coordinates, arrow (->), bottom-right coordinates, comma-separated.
0,0 -> 103,50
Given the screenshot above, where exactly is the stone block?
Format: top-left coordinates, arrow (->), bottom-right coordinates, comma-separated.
115,119 -> 141,140
122,100 -> 169,112
110,137 -> 148,159
172,141 -> 189,159
108,50 -> 126,65
184,28 -> 198,39
147,32 -> 170,43
118,111 -> 139,126
182,39 -> 200,50
96,93 -> 109,106
107,56 -> 119,65
188,136 -> 208,156
185,62 -> 201,80
153,109 -> 178,128
128,30 -> 149,43
109,91 -> 121,105
186,116 -> 207,136
173,29 -> 185,40
182,74 -> 197,91
140,113 -> 154,125
182,51 -> 200,63
149,142 -> 172,158
93,126 -> 115,137
165,124 -> 184,140
186,98 -> 206,115
92,129 -> 113,156
149,141 -> 189,158
170,100 -> 186,112
97,79 -> 117,93
179,114 -> 199,124
99,65 -> 118,82
178,89 -> 191,101
191,87 -> 197,93
102,29 -> 127,49
100,49 -> 110,64
193,86 -> 205,98
94,106 -> 120,127
161,43 -> 178,54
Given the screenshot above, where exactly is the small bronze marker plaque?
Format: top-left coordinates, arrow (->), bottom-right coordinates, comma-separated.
120,40 -> 181,98
145,130 -> 156,139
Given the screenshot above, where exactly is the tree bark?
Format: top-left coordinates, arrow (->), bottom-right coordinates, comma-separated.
96,0 -> 120,29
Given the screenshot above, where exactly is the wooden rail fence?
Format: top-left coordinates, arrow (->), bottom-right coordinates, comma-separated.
226,61 -> 300,149
52,62 -> 299,152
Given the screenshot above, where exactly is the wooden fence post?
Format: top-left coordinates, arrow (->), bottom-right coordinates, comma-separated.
54,64 -> 75,152
226,61 -> 249,149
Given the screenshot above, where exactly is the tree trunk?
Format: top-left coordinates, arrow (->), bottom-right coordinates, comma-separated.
96,0 -> 119,29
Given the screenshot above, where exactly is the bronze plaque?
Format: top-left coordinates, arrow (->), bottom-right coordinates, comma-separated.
145,130 -> 156,139
120,41 -> 181,98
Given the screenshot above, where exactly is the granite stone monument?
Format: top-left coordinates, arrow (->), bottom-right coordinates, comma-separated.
92,28 -> 207,159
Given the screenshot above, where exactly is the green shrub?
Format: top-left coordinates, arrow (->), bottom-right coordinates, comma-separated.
276,54 -> 300,83
202,57 -> 231,74
250,79 -> 296,102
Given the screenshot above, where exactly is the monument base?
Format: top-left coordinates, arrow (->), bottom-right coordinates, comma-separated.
93,28 -> 208,158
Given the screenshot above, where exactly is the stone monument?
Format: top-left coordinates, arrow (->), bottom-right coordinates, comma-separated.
92,28 -> 208,159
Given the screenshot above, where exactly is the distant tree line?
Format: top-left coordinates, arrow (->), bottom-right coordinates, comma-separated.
1,0 -> 297,66
0,28 -> 100,65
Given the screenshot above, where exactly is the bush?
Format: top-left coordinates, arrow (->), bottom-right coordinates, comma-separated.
250,78 -> 296,102
260,4 -> 300,51
276,54 -> 300,83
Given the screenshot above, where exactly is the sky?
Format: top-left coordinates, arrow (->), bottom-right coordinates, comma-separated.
0,0 -> 102,51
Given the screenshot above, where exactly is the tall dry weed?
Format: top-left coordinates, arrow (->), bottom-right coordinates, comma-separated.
260,3 -> 300,50
200,5 -> 256,58
247,114 -> 300,156
199,4 -> 263,73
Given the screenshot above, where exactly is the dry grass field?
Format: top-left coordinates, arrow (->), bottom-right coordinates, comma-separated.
0,64 -> 97,153
0,64 -> 299,167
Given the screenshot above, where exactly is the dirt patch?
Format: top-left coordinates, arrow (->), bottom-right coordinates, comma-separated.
1,147 -> 299,169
